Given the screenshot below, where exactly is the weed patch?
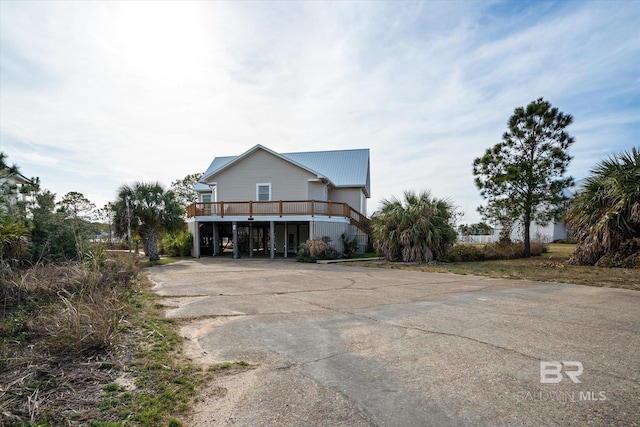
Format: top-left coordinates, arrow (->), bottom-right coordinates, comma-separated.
353,244 -> 640,290
0,254 -> 212,425
447,241 -> 548,262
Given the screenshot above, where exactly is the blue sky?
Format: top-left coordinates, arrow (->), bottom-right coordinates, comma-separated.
1,1 -> 638,222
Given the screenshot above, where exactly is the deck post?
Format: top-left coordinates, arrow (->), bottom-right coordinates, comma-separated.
232,221 -> 240,259
249,223 -> 253,257
284,222 -> 288,258
213,224 -> 219,256
190,221 -> 200,258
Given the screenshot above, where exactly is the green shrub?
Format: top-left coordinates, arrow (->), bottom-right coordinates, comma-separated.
160,230 -> 193,257
447,241 -> 548,262
296,236 -> 338,263
447,244 -> 484,262
340,233 -> 359,258
372,190 -> 456,263
84,244 -> 107,272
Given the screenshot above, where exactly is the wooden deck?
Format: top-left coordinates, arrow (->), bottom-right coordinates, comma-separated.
187,200 -> 369,232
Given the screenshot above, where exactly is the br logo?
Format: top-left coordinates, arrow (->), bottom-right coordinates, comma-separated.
540,361 -> 583,384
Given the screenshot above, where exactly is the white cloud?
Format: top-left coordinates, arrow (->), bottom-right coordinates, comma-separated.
1,1 -> 638,221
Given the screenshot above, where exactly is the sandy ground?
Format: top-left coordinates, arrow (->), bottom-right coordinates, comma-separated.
178,317 -> 260,427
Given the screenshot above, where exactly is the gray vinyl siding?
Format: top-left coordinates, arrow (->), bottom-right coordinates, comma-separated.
307,181 -> 324,201
309,221 -> 368,255
328,188 -> 364,213
348,223 -> 369,254
311,221 -> 349,252
212,149 -> 317,201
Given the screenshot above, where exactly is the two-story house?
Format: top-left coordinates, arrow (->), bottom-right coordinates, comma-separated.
187,144 -> 370,258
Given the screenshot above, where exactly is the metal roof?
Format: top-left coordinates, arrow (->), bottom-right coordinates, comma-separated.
195,145 -> 370,196
282,149 -> 370,194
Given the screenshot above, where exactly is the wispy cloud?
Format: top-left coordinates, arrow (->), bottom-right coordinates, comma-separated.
1,1 -> 638,220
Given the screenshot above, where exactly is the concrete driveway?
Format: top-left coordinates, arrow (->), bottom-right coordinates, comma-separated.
147,258 -> 640,426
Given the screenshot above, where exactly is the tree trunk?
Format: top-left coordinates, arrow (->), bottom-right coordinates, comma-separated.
146,228 -> 160,261
523,208 -> 532,258
423,247 -> 434,263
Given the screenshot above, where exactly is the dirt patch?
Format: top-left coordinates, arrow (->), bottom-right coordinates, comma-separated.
178,316 -> 260,426
187,367 -> 259,427
179,316 -> 245,366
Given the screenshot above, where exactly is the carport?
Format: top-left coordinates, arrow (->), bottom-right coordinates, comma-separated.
194,220 -> 310,259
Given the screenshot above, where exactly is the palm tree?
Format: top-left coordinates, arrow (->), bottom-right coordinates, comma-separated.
113,182 -> 184,261
566,147 -> 640,266
372,190 -> 456,263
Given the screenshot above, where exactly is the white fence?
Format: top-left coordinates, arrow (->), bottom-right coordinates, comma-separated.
457,221 -> 567,245
457,235 -> 496,244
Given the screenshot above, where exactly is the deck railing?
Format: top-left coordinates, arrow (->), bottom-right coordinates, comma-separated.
187,200 -> 370,233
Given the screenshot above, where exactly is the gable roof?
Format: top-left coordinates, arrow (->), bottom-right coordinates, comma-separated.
283,149 -> 370,196
196,145 -> 370,197
0,171 -> 33,186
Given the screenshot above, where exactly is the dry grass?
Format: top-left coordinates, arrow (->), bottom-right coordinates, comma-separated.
0,253 -> 140,424
355,244 -> 640,291
0,252 -> 214,426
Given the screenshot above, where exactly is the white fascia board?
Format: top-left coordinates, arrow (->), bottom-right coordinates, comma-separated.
190,215 -> 350,223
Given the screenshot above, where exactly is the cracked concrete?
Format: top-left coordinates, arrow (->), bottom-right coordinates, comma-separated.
147,257 -> 640,426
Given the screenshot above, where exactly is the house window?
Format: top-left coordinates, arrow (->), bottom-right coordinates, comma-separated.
202,184 -> 217,202
257,183 -> 271,201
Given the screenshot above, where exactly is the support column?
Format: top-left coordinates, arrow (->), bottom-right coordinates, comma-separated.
270,221 -> 275,259
213,224 -> 219,256
190,221 -> 200,258
249,223 -> 253,257
232,221 -> 240,259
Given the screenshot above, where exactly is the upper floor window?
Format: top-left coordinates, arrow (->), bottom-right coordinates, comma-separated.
257,183 -> 271,201
202,184 -> 217,202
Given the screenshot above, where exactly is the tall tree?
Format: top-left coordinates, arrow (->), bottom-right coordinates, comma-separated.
30,191 -> 78,261
113,182 -> 183,261
566,147 -> 640,266
97,203 -> 115,243
473,97 -> 574,256
170,173 -> 203,212
372,190 -> 456,263
58,192 -> 97,257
